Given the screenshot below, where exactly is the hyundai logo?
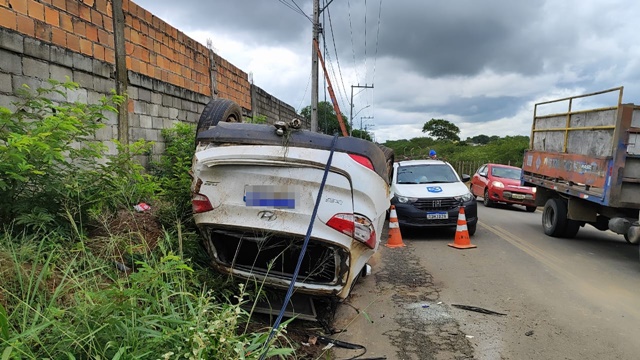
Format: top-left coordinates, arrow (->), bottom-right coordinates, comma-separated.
258,210 -> 277,221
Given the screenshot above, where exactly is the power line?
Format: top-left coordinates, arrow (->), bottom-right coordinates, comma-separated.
325,6 -> 349,112
347,0 -> 360,81
373,0 -> 383,84
276,0 -> 312,22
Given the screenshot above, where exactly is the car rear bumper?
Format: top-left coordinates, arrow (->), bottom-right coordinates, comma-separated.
392,200 -> 478,228
488,189 -> 535,206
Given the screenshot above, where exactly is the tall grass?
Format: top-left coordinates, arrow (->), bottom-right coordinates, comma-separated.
0,81 -> 296,359
0,231 -> 294,359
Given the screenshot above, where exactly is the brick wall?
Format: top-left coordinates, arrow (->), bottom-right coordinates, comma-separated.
0,0 -> 304,162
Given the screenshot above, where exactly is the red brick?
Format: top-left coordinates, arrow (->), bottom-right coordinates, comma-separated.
27,0 -> 44,21
97,28 -> 109,44
79,38 -> 92,55
103,14 -> 112,31
95,0 -> 107,14
127,99 -> 134,113
85,23 -> 98,41
51,0 -> 65,10
66,32 -> 80,52
129,28 -> 139,44
16,13 -> 34,35
65,0 -> 78,15
73,19 -> 85,37
51,26 -> 65,47
90,8 -> 101,27
11,0 -> 27,14
34,20 -> 51,41
78,3 -> 90,21
0,0 -> 8,8
83,0 -> 94,6
59,12 -> 72,31
104,47 -> 114,63
44,6 -> 59,26
93,43 -> 104,60
125,56 -> 131,69
132,17 -> 139,31
0,6 -> 16,29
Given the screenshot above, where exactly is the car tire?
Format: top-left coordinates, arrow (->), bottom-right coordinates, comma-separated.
467,221 -> 477,236
542,198 -> 568,237
196,99 -> 243,135
483,188 -> 494,207
525,206 -> 537,212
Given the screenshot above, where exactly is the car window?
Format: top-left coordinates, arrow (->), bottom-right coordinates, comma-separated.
397,164 -> 459,184
491,166 -> 521,180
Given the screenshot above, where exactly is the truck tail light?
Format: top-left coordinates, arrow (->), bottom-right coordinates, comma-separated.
192,193 -> 213,213
327,213 -> 377,249
349,154 -> 374,171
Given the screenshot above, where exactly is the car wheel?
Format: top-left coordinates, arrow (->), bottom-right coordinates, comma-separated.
467,221 -> 477,236
542,198 -> 568,237
525,206 -> 537,212
196,99 -> 243,135
483,188 -> 494,207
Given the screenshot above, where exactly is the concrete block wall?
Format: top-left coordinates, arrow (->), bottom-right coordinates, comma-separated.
251,84 -> 307,127
0,0 -> 305,163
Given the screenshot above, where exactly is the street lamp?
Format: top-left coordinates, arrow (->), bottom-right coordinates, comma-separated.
350,105 -> 370,136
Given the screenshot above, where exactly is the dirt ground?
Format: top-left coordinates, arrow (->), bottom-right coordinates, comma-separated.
263,227 -> 476,360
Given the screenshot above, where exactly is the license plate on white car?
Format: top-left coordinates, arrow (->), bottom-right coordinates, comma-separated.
426,211 -> 448,220
244,185 -> 298,209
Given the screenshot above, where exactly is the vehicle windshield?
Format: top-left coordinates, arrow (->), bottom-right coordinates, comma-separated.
396,164 -> 459,184
491,166 -> 521,180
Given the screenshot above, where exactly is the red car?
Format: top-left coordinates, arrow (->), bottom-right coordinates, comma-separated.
470,163 -> 537,212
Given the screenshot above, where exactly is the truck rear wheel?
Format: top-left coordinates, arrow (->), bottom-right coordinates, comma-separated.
542,198 -> 568,237
196,99 -> 243,135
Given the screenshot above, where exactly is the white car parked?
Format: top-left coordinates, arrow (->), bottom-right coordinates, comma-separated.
390,159 -> 478,235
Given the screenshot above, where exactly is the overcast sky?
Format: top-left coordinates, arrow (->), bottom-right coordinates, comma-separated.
134,0 -> 640,143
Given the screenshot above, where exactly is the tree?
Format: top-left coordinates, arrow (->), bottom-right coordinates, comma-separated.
351,128 -> 372,141
300,101 -> 351,136
422,119 -> 460,142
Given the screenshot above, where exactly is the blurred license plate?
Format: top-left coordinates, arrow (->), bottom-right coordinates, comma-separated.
426,212 -> 448,220
512,194 -> 525,199
245,185 -> 298,209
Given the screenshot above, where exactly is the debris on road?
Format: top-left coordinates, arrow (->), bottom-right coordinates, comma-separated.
451,304 -> 507,316
525,330 -> 534,336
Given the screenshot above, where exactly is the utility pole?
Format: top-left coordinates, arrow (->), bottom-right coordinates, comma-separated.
310,0 -> 320,132
360,116 -> 374,135
350,84 -> 374,136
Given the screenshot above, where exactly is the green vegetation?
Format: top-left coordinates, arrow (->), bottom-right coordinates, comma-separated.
0,81 -> 294,359
422,118 -> 461,142
300,101 -> 373,139
383,134 -> 530,171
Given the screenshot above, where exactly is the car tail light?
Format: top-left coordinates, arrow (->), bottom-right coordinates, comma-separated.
192,193 -> 213,213
327,213 -> 377,249
349,154 -> 374,171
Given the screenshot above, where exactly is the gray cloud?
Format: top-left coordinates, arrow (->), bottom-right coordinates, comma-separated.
134,0 -> 640,141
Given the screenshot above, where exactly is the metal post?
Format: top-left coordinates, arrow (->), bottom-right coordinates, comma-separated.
310,0 -> 320,132
350,84 -> 374,136
112,0 -> 128,146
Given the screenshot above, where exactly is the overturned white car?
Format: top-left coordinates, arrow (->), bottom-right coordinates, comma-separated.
190,99 -> 393,303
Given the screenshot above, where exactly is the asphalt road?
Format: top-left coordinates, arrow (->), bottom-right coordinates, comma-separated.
329,201 -> 640,360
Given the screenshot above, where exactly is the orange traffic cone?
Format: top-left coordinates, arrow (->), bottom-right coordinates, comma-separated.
448,207 -> 477,249
386,205 -> 406,248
